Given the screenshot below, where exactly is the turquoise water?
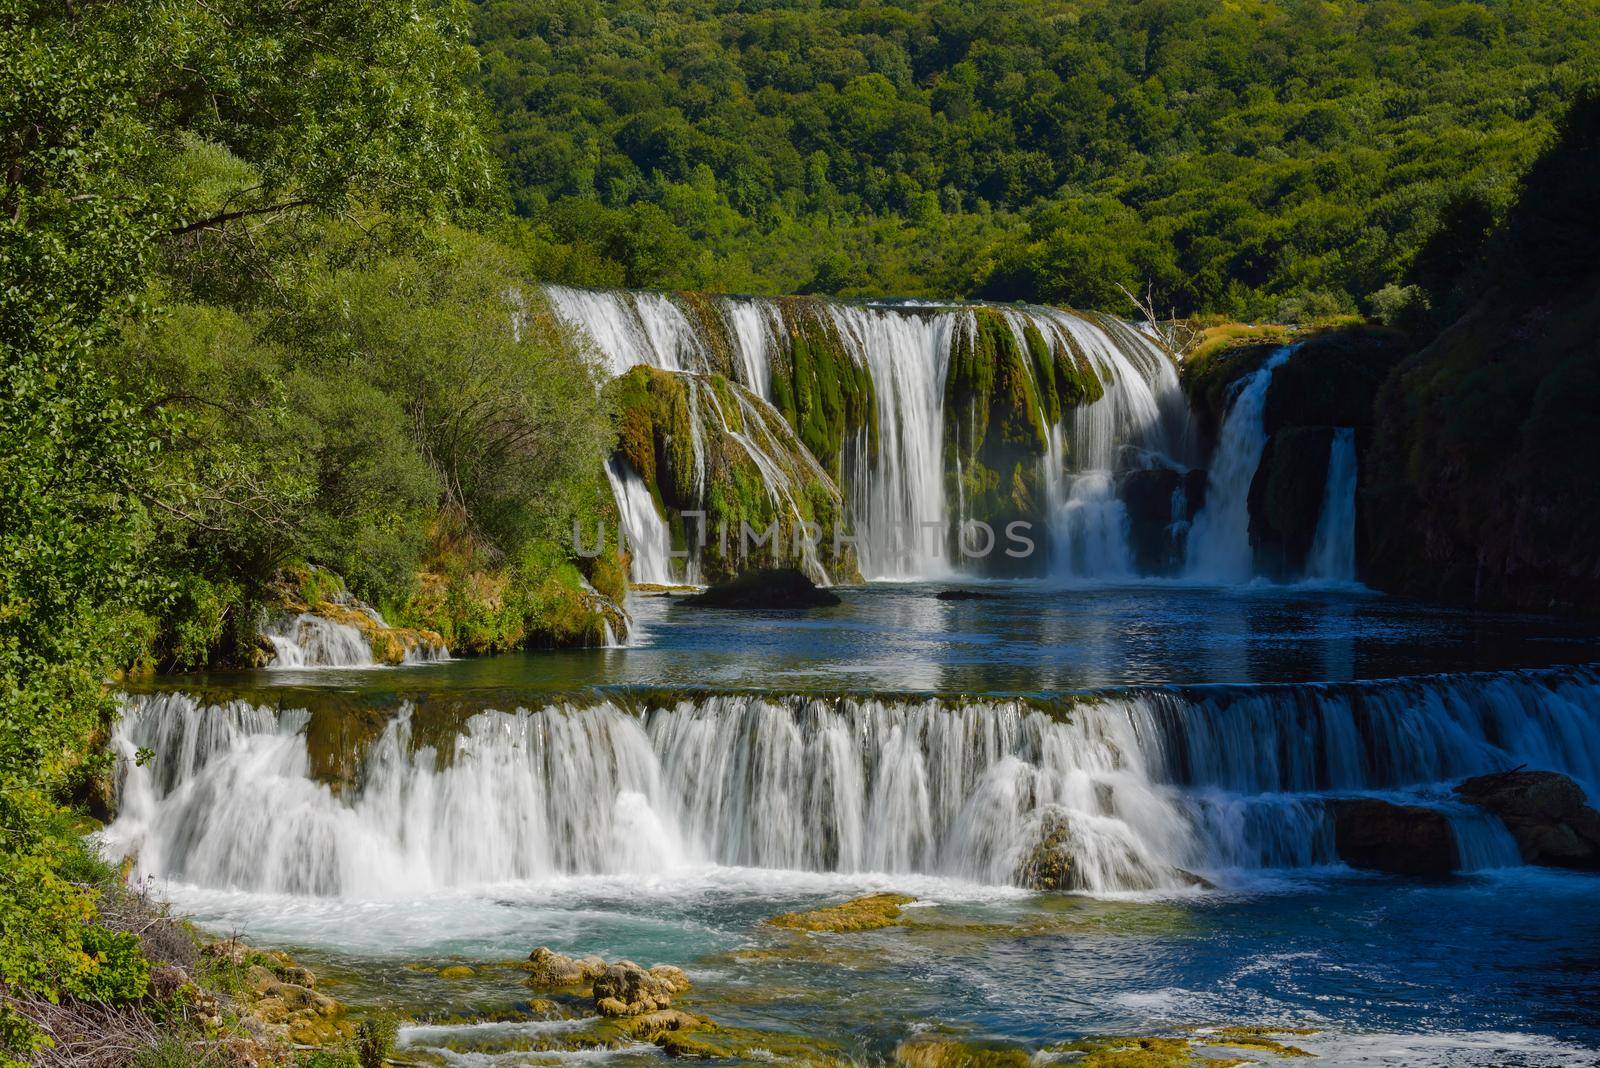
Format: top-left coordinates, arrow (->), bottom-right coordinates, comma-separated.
123,584 -> 1600,1066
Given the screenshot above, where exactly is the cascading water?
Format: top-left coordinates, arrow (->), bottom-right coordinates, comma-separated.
104,666 -> 1600,898
261,614 -> 375,668
826,305 -> 957,578
545,285 -> 1195,582
1307,426 -> 1359,583
1184,346 -> 1294,581
603,457 -> 677,585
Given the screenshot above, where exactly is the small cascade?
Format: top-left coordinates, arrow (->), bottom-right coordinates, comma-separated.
1185,346 -> 1294,581
1445,805 -> 1524,871
105,667 -> 1600,897
1050,472 -> 1135,579
1307,427 -> 1359,583
261,613 -> 375,668
603,457 -> 677,585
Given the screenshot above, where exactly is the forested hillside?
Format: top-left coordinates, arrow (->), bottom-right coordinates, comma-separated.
473,0 -> 1599,317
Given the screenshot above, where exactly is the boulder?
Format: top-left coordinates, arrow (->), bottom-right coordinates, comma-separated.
1454,770 -> 1600,870
1325,798 -> 1456,876
525,946 -> 609,988
591,961 -> 692,1017
685,567 -> 841,609
1119,466 -> 1206,574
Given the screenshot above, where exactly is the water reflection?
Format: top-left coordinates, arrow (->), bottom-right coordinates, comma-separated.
155,581 -> 1600,698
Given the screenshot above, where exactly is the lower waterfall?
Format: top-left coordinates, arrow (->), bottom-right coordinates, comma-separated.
104,666 -> 1600,899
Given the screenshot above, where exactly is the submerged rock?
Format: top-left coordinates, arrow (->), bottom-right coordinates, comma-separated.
686,567 -> 842,609
935,588 -> 996,601
764,892 -> 916,932
894,1035 -> 1033,1067
1325,798 -> 1456,876
1455,770 -> 1600,870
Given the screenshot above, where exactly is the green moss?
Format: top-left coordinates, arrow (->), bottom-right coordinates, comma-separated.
764,892 -> 915,932
770,298 -> 877,478
605,363 -> 861,583
894,1036 -> 1034,1068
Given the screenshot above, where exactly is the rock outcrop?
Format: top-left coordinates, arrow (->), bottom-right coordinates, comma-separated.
686,567 -> 842,609
1325,798 -> 1456,876
525,946 -> 693,1018
1454,770 -> 1600,870
592,961 -> 693,1017
764,892 -> 915,932
525,946 -> 609,987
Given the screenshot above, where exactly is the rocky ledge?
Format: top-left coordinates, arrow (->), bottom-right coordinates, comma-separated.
1455,769 -> 1600,870
685,567 -> 842,609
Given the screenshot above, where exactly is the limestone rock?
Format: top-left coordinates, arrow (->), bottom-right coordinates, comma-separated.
1455,769 -> 1600,870
1326,797 -> 1456,876
591,961 -> 692,1016
526,946 -> 609,987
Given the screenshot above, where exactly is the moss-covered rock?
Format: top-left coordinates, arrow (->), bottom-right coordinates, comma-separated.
768,297 -> 878,480
764,892 -> 916,932
264,564 -> 447,665
1365,281 -> 1600,614
604,365 -> 861,584
894,1035 -> 1033,1068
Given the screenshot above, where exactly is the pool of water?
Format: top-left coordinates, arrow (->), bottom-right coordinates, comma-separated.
155,581 -> 1600,698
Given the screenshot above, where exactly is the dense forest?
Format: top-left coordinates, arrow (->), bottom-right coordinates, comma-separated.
473,0 -> 1600,317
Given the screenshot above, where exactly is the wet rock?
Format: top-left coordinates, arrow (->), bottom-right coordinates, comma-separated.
592,961 -> 692,1016
1015,810 -> 1077,891
935,589 -> 995,601
685,568 -> 841,609
437,964 -> 475,980
764,892 -> 916,932
1248,426 -> 1335,578
1119,465 -> 1205,574
1455,770 -> 1600,870
526,946 -> 609,987
894,1035 -> 1032,1067
1326,797 -> 1455,876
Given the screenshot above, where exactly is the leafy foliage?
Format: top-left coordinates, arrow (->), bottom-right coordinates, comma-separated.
471,0 -> 1600,316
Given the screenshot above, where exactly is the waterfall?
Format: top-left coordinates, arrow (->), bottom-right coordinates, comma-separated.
260,610 -> 447,668
545,285 -> 1198,582
1307,427 -> 1358,583
261,614 -> 375,668
544,285 -> 711,376
827,305 -> 957,578
105,666 -> 1600,898
604,457 -> 677,585
1050,472 -> 1135,579
1185,346 -> 1294,581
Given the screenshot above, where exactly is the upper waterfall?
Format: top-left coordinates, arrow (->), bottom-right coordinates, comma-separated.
546,286 -> 1195,582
